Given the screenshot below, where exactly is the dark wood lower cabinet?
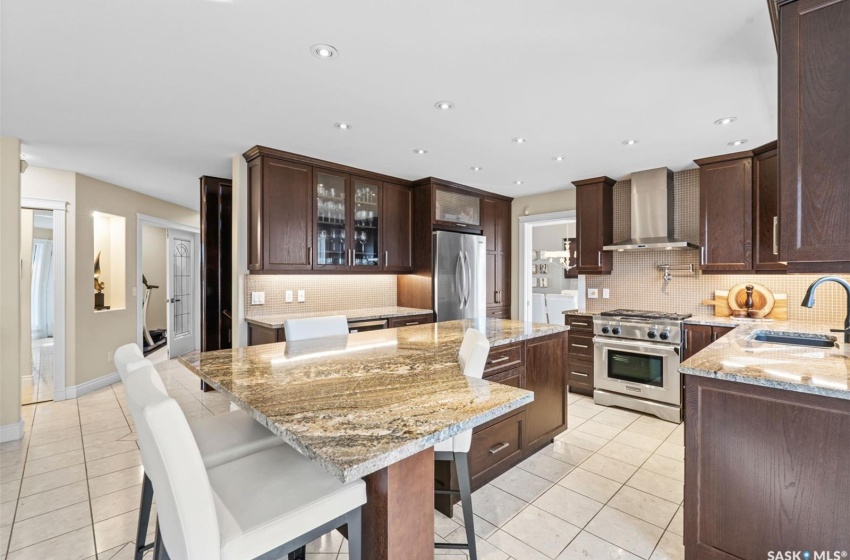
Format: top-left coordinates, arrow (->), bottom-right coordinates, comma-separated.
682,324 -> 735,361
524,334 -> 569,452
685,376 -> 850,558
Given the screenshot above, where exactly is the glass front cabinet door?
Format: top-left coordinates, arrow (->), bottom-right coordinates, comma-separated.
351,177 -> 381,269
314,169 -> 350,270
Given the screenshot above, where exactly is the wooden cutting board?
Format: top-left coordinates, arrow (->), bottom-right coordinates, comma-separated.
728,283 -> 775,315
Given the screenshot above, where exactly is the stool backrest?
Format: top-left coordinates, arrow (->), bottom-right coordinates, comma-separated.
452,329 -> 491,453
283,315 -> 349,342
115,343 -> 144,380
126,366 -> 220,560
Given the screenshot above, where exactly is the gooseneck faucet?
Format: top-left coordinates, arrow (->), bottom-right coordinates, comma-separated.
801,276 -> 850,344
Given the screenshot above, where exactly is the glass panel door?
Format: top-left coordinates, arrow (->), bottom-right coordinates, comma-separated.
352,177 -> 380,268
314,170 -> 349,269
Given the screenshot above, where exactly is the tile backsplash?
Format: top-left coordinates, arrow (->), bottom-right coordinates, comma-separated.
584,169 -> 850,325
244,275 -> 397,317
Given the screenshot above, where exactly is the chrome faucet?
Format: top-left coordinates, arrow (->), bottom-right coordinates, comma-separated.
801,276 -> 850,344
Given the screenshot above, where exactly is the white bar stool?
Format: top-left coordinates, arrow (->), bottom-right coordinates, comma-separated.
433,328 -> 490,560
283,315 -> 348,341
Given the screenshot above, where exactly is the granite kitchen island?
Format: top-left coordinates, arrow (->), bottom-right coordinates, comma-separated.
180,318 -> 566,560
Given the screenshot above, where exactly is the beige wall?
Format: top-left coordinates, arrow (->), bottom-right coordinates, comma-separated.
1,137 -> 22,431
141,225 -> 168,331
510,188 -> 577,318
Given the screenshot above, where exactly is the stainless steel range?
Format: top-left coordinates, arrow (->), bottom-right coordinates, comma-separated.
592,309 -> 691,423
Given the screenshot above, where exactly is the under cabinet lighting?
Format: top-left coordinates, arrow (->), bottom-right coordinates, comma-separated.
514,180 -> 523,185
552,156 -> 565,161
511,137 -> 527,144
470,166 -> 483,171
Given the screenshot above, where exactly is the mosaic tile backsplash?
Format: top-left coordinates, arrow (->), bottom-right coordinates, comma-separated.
584,169 -> 850,325
244,275 -> 397,317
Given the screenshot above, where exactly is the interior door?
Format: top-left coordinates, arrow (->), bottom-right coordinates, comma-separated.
167,231 -> 195,358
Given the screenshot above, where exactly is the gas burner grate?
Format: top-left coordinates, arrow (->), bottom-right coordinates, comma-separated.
599,309 -> 693,321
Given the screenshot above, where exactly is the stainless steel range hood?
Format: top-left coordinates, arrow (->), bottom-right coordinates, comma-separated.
603,167 -> 698,251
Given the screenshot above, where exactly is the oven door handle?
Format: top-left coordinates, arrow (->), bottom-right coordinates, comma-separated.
593,337 -> 680,356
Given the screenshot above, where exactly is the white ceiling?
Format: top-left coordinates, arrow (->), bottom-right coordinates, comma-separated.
1,0 -> 778,210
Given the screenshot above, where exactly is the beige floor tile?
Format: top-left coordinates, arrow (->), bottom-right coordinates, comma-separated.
83,440 -> 139,462
486,528 -> 550,560
567,392 -> 585,405
100,542 -> 136,560
566,414 -> 588,430
558,468 -> 623,503
665,424 -> 685,445
1,480 -> 21,504
579,454 -> 639,484
596,441 -> 653,467
14,480 -> 89,522
650,530 -> 685,560
451,504 -> 499,539
28,426 -> 81,448
540,440 -> 594,465
613,430 -> 664,453
0,449 -> 28,469
626,469 -> 684,505
0,462 -> 24,484
442,530 -> 509,560
502,504 -> 580,558
1,499 -> 15,527
654,442 -> 684,462
491,465 -> 554,502
81,417 -> 130,437
5,525 -> 95,560
642,455 -> 684,483
568,405 -> 602,420
29,416 -> 81,435
556,530 -> 641,560
83,427 -> 133,448
23,448 -> 85,478
307,530 -> 343,553
79,408 -> 126,426
625,419 -> 677,441
593,408 -> 641,428
435,510 -> 462,538
86,449 -> 141,479
93,509 -> 144,553
667,507 -> 683,537
608,486 -> 679,529
8,501 -> 91,552
19,463 -> 86,498
556,430 -> 608,452
469,485 -> 528,527
88,465 -> 145,499
517,452 -> 575,483
575,419 -> 625,440
25,436 -> 83,462
1,523 -> 10,556
585,506 -> 664,559
533,484 -> 604,528
91,484 -> 145,523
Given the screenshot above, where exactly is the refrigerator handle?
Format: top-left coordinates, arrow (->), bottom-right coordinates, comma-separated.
463,251 -> 472,310
455,254 -> 465,310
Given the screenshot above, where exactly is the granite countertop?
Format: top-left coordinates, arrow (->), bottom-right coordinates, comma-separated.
179,318 -> 566,481
563,310 -> 597,316
245,306 -> 433,328
679,319 -> 850,400
684,314 -> 772,327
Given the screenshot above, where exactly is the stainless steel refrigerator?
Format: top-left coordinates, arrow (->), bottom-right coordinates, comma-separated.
433,231 -> 486,321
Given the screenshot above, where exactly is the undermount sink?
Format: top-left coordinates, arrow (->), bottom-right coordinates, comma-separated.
750,330 -> 838,348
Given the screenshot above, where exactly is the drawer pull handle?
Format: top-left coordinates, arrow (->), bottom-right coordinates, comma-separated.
572,321 -> 588,326
405,322 -> 419,326
487,356 -> 511,365
571,371 -> 588,377
488,442 -> 510,455
571,343 -> 588,349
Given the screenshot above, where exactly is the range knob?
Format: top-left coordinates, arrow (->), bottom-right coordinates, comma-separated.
611,327 -> 621,335
601,326 -> 610,334
647,331 -> 657,339
659,331 -> 670,341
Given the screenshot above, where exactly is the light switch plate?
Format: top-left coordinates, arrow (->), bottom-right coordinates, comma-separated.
251,291 -> 265,305
587,288 -> 599,299
602,288 -> 610,299
285,290 -> 293,303
297,289 -> 306,303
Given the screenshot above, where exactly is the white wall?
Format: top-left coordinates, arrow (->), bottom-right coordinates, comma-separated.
531,222 -> 578,295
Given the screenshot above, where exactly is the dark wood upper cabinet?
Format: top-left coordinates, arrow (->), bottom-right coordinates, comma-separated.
573,177 -> 615,275
313,168 -> 351,271
752,141 -> 785,272
695,152 -> 753,272
778,0 -> 850,272
381,182 -> 413,272
483,197 -> 511,310
481,198 -> 497,252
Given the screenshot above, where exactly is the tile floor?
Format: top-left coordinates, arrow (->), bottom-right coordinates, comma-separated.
21,338 -> 54,406
0,357 -> 685,560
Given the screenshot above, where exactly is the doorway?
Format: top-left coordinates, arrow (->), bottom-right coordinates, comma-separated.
518,211 -> 586,323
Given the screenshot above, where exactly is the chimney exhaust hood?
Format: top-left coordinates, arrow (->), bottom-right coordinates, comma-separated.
603,167 -> 698,251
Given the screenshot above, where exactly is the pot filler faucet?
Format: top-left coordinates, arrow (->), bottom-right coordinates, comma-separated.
801,276 -> 850,344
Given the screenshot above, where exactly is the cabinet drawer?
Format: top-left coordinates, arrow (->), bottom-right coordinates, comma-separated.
486,306 -> 511,318
568,359 -> 594,391
568,334 -> 593,359
484,343 -> 524,377
470,410 -> 525,483
566,314 -> 594,332
387,314 -> 433,328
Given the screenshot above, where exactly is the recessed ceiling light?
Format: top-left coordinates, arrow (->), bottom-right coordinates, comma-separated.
714,116 -> 737,125
514,180 -> 524,185
470,166 -> 483,171
334,122 -> 351,130
413,149 -> 428,154
728,139 -> 748,146
311,44 -> 338,59
434,101 -> 454,110
511,137 -> 527,144
621,139 -> 639,145
552,156 -> 565,161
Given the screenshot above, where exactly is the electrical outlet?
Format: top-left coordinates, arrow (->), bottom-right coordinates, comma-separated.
587,288 -> 599,299
251,291 -> 265,305
107,350 -> 114,363
602,288 -> 610,299
285,290 -> 293,303
297,289 -> 306,303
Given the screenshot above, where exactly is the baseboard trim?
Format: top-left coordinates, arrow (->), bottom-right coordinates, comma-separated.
0,419 -> 25,442
61,371 -> 121,400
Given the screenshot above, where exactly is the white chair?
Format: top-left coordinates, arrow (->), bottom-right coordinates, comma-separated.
531,293 -> 548,323
115,344 -> 283,560
433,328 -> 490,560
283,315 -> 349,341
544,293 -> 578,325
125,365 -> 366,560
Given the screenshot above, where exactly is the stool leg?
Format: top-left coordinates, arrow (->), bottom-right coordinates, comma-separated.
153,520 -> 171,560
455,452 -> 478,560
287,546 -> 305,560
346,507 -> 362,560
136,473 -> 154,560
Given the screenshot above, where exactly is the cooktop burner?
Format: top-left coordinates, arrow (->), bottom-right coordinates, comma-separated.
599,309 -> 693,321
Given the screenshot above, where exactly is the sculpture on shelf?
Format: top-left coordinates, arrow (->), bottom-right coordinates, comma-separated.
94,251 -> 108,310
